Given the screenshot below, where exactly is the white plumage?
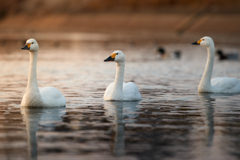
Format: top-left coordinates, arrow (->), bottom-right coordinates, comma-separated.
103,50 -> 141,101
192,36 -> 240,93
104,82 -> 141,101
211,77 -> 240,93
21,38 -> 66,107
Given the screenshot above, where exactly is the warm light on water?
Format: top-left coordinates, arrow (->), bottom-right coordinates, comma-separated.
0,42 -> 240,160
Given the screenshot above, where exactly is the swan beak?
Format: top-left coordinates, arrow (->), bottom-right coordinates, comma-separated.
21,43 -> 31,50
192,39 -> 202,45
104,53 -> 117,62
104,56 -> 115,62
191,41 -> 199,45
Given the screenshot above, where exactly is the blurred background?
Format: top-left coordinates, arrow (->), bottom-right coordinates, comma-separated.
0,0 -> 240,47
0,1 -> 240,160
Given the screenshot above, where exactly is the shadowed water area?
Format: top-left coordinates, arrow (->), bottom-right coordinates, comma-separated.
0,41 -> 240,160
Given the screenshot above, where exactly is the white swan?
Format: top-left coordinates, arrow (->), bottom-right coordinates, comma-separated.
192,36 -> 240,93
103,50 -> 141,101
21,38 -> 66,107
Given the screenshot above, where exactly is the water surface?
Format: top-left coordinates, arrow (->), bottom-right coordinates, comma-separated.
0,42 -> 240,160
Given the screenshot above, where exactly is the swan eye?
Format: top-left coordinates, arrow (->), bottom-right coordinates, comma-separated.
202,39 -> 204,41
116,53 -> 118,55
32,42 -> 34,44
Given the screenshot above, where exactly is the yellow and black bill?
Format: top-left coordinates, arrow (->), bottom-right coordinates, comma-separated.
21,43 -> 31,50
104,56 -> 114,62
104,53 -> 117,62
191,39 -> 202,45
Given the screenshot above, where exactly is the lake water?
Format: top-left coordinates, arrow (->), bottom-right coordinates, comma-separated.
0,41 -> 240,160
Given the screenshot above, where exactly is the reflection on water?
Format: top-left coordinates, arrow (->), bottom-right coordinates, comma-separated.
198,93 -> 215,147
198,93 -> 240,160
21,107 -> 65,160
104,101 -> 139,156
0,42 -> 240,160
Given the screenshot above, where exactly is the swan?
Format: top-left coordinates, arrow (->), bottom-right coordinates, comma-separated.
192,36 -> 240,93
103,50 -> 141,101
21,38 -> 66,107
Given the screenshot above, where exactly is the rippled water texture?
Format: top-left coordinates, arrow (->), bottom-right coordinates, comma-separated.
0,42 -> 240,160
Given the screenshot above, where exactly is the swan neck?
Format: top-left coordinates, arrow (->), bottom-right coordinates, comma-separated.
199,46 -> 215,91
27,51 -> 40,93
113,62 -> 125,92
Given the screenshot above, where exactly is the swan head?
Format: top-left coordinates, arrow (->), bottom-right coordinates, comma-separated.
192,36 -> 214,48
21,38 -> 39,52
104,50 -> 125,63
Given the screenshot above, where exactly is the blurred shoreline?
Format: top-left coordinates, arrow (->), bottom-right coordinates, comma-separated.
0,1 -> 240,45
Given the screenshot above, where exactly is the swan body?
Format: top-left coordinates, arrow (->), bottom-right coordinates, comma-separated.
192,36 -> 240,93
104,82 -> 141,101
21,38 -> 66,107
103,50 -> 141,101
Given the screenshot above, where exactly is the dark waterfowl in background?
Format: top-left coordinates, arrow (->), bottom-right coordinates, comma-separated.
157,47 -> 181,59
216,49 -> 239,61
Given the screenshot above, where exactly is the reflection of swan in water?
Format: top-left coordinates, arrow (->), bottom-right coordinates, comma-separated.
21,107 -> 65,160
104,101 -> 139,156
198,93 -> 240,159
198,93 -> 215,147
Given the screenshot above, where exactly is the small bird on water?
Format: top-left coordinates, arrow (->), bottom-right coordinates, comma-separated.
216,49 -> 239,61
157,47 -> 181,59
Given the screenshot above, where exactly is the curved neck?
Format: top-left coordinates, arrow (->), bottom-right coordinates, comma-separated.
199,46 -> 215,92
27,51 -> 40,93
113,62 -> 125,93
